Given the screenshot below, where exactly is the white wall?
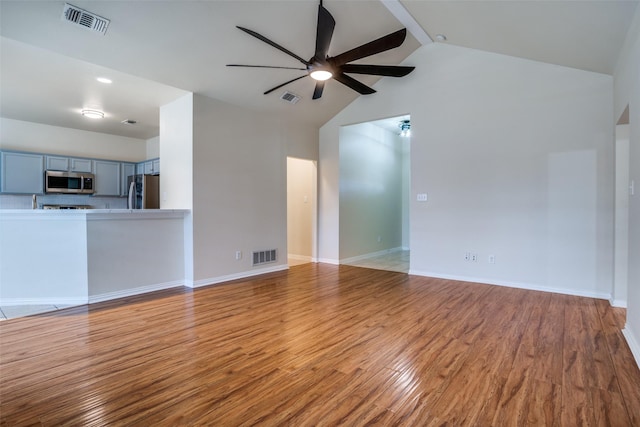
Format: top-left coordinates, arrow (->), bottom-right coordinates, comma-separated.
159,93 -> 193,210
0,212 -> 88,305
191,94 -> 284,283
146,136 -> 160,159
614,124 -> 630,307
87,213 -> 184,299
287,157 -> 315,260
320,42 -> 614,299
401,137 -> 410,250
614,7 -> 640,364
0,118 -> 146,161
159,93 -> 194,285
172,94 -> 316,286
339,122 -> 404,259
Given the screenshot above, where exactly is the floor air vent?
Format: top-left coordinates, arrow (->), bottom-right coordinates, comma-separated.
280,91 -> 300,104
253,249 -> 277,266
62,3 -> 110,35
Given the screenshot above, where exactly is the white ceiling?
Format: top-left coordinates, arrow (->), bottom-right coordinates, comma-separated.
1,0 -> 637,141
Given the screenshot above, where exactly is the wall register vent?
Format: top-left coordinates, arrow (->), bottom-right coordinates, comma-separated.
62,3 -> 110,35
253,249 -> 277,266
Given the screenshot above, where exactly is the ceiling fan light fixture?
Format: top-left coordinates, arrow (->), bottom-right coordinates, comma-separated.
399,119 -> 411,137
81,109 -> 104,119
310,69 -> 333,81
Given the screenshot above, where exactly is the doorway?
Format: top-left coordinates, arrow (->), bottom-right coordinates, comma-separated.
338,115 -> 411,273
287,157 -> 317,266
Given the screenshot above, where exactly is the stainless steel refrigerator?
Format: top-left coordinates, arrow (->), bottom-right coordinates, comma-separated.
127,174 -> 160,209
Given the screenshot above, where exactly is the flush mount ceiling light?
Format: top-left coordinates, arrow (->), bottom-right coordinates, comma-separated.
96,77 -> 112,84
81,109 -> 104,119
435,34 -> 447,42
399,119 -> 411,137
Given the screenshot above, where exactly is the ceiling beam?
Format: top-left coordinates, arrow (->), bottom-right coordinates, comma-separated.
380,0 -> 432,45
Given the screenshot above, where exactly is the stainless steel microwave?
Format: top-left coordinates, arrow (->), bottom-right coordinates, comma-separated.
45,170 -> 95,194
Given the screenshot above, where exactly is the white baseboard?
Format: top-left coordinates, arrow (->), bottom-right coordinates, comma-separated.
622,324 -> 640,369
89,280 -> 183,304
191,264 -> 288,288
610,298 -> 628,308
408,270 -> 612,301
340,247 -> 403,264
288,254 -> 313,262
317,258 -> 339,265
0,297 -> 87,306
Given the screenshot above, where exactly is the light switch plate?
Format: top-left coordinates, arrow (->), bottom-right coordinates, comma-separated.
417,193 -> 428,202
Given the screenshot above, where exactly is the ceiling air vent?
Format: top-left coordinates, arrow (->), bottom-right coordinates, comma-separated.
61,3 -> 110,35
280,91 -> 300,104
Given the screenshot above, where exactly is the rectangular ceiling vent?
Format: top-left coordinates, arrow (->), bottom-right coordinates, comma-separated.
280,91 -> 300,104
61,3 -> 110,35
253,249 -> 277,266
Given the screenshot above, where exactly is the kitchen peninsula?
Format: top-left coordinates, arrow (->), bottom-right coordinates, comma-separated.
0,209 -> 188,306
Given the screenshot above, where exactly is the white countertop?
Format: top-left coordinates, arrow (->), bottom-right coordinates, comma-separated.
0,209 -> 190,219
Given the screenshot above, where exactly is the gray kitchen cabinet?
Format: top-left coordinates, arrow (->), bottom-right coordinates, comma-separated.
120,163 -> 136,196
139,158 -> 160,175
70,158 -> 93,173
1,151 -> 45,194
93,160 -> 121,196
46,155 -> 93,173
46,155 -> 69,171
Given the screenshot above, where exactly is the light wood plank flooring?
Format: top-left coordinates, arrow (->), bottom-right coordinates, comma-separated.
342,250 -> 410,274
1,263 -> 639,425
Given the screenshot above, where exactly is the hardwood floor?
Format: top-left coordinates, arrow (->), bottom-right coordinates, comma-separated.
1,263 -> 639,425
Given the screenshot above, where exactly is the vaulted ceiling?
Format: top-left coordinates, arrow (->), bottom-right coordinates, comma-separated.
1,0 -> 637,140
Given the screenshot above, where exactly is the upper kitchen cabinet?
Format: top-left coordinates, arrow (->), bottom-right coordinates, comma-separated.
1,151 -> 45,194
121,163 -> 136,197
93,160 -> 120,196
134,158 -> 160,176
46,156 -> 93,173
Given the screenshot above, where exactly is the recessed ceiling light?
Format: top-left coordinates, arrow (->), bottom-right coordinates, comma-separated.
96,77 -> 112,84
435,34 -> 447,42
81,109 -> 104,119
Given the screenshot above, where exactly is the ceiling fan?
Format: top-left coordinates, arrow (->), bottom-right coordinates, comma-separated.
227,0 -> 415,100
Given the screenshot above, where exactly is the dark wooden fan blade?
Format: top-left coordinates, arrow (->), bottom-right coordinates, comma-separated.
312,81 -> 325,99
227,64 -> 307,70
339,64 -> 415,77
263,75 -> 308,95
331,28 -> 408,66
333,73 -> 376,95
315,4 -> 335,60
237,26 -> 310,65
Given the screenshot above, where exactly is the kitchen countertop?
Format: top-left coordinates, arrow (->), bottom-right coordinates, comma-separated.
0,208 -> 190,220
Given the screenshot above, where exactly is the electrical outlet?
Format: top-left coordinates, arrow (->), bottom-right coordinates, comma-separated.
488,254 -> 495,264
235,251 -> 242,260
464,252 -> 470,261
471,253 -> 478,262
